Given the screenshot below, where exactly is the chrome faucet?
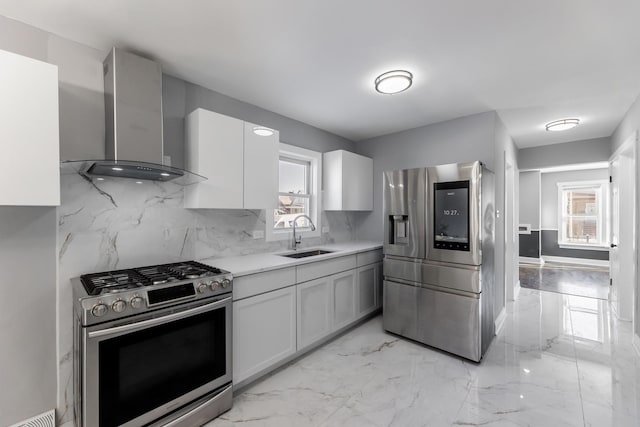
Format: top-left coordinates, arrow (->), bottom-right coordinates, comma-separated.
291,214 -> 316,250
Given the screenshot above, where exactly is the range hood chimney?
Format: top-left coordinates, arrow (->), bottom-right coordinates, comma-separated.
74,48 -> 205,184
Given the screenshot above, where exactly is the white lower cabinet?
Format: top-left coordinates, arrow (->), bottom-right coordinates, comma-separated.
233,286 -> 296,384
297,277 -> 332,350
331,270 -> 357,330
233,249 -> 383,387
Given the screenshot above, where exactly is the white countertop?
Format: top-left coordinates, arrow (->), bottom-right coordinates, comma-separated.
199,241 -> 382,277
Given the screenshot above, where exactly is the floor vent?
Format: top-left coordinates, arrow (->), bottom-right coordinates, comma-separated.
9,410 -> 55,427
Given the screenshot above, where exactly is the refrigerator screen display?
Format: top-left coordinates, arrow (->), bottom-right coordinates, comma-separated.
434,180 -> 470,251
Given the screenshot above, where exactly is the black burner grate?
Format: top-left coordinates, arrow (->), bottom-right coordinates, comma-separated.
80,261 -> 224,295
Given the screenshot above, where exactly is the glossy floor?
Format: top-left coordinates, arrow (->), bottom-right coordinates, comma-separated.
208,289 -> 640,427
520,263 -> 610,300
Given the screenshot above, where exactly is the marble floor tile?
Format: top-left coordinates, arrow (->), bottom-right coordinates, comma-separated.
206,288 -> 640,427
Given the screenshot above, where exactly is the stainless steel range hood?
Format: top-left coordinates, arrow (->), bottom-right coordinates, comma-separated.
62,48 -> 205,185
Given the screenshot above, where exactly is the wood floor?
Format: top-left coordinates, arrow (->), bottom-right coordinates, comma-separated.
519,262 -> 610,300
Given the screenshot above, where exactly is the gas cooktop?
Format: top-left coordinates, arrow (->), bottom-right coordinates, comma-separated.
80,261 -> 224,296
73,260 -> 232,326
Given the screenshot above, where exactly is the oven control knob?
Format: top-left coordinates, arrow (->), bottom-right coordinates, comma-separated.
211,281 -> 220,290
91,303 -> 108,317
197,283 -> 208,293
130,296 -> 144,309
221,279 -> 231,289
112,300 -> 126,313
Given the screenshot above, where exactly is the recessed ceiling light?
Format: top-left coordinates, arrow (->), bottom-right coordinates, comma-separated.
135,181 -> 143,184
96,177 -> 105,181
112,167 -> 123,171
545,118 -> 580,132
160,172 -> 170,177
375,70 -> 413,94
253,126 -> 275,137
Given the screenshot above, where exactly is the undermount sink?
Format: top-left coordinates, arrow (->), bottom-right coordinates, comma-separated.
279,249 -> 334,259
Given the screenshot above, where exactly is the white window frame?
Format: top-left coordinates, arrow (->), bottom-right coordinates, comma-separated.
266,143 -> 322,242
556,180 -> 609,250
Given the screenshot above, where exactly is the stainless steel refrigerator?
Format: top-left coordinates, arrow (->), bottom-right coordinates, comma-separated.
383,161 -> 495,362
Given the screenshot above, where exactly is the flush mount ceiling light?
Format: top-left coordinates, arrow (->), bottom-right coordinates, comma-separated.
253,126 -> 275,137
545,118 -> 580,132
375,70 -> 413,94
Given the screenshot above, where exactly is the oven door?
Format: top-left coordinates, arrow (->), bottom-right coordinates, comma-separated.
82,296 -> 232,427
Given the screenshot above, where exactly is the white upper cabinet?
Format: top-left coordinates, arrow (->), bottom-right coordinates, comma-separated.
184,108 -> 279,209
0,49 -> 60,206
185,109 -> 244,208
323,150 -> 373,211
243,121 -> 279,209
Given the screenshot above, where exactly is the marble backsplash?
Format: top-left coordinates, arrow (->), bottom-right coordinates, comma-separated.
56,172 -> 358,425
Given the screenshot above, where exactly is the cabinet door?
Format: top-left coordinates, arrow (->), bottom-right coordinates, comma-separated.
323,150 -> 372,211
297,277 -> 332,350
342,151 -> 373,211
243,122 -> 279,209
0,50 -> 59,206
185,109 -> 244,209
331,270 -> 357,331
356,265 -> 377,318
233,286 -> 296,384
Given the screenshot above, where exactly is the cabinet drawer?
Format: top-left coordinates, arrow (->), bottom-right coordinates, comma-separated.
297,255 -> 356,283
233,267 -> 296,300
356,249 -> 383,267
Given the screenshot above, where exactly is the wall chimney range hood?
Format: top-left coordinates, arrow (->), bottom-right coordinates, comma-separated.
62,48 -> 205,185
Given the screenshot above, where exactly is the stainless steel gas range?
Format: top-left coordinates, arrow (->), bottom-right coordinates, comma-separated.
72,261 -> 233,427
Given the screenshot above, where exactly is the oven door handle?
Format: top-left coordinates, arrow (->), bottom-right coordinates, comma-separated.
88,296 -> 232,339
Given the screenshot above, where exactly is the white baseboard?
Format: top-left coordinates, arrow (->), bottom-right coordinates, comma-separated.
542,255 -> 609,268
495,307 -> 507,336
519,256 -> 544,265
514,280 -> 521,300
633,334 -> 640,358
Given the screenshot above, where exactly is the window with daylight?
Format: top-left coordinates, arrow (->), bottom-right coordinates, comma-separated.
557,181 -> 608,248
266,143 -> 321,241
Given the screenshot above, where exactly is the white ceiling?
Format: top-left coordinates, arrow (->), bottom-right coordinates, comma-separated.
1,0 -> 640,147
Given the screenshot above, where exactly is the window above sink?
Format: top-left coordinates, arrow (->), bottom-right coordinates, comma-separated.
266,143 -> 322,242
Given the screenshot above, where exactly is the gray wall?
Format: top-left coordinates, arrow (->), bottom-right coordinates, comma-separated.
611,94 -> 640,154
354,111 -> 497,241
540,168 -> 609,260
0,208 -> 57,427
0,15 -> 104,426
162,75 -> 356,170
519,171 -> 541,258
354,111 -> 517,322
518,137 -> 611,170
